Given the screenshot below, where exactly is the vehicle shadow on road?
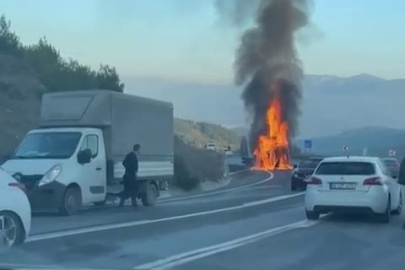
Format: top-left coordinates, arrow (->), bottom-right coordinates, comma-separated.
322,213 -> 399,225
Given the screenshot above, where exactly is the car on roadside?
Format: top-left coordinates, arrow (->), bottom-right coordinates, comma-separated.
305,156 -> 402,223
381,157 -> 400,178
291,157 -> 323,191
205,142 -> 217,151
0,168 -> 31,248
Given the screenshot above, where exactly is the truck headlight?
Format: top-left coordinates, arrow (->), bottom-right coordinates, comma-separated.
39,164 -> 62,187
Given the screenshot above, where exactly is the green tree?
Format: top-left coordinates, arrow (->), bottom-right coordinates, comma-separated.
24,37 -> 64,91
96,65 -> 124,92
0,15 -> 21,55
1,14 -> 125,93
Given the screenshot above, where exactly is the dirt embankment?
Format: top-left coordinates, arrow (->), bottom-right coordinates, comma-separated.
0,54 -> 44,159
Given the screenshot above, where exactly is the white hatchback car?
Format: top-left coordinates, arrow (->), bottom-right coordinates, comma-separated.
305,156 -> 402,223
0,168 -> 31,248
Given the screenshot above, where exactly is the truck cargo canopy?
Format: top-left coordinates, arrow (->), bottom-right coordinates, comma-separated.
40,90 -> 174,164
40,90 -> 172,128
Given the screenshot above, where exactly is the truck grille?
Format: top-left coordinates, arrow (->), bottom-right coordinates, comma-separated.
17,175 -> 43,190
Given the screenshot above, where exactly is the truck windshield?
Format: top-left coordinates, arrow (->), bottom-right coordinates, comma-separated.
13,132 -> 82,159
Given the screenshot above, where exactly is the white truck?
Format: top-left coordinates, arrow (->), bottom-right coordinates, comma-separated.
1,90 -> 174,215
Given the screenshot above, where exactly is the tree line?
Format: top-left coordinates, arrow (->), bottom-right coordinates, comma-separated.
0,15 -> 124,93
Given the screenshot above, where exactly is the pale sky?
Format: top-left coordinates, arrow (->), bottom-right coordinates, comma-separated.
1,0 -> 404,83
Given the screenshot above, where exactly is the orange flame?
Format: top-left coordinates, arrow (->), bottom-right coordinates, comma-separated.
253,83 -> 292,171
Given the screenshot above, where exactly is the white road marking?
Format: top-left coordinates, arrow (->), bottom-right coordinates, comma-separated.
27,191 -> 304,243
159,171 -> 274,203
133,219 -> 318,270
228,169 -> 250,176
0,263 -> 105,270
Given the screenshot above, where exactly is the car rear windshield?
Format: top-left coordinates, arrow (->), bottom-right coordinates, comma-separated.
315,162 -> 375,175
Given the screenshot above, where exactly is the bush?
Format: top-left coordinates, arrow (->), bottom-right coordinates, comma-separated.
174,154 -> 199,191
173,135 -> 225,191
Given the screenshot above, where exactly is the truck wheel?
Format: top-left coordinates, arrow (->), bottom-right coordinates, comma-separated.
141,183 -> 158,207
60,187 -> 82,216
0,211 -> 25,248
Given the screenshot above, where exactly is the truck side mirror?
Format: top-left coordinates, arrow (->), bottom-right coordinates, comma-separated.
77,149 -> 92,164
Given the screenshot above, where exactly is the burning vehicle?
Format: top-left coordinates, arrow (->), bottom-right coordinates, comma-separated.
232,0 -> 310,170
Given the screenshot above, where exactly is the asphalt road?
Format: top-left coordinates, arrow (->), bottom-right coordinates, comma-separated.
1,169 -> 405,270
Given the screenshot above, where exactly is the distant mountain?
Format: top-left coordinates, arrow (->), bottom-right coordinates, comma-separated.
303,73 -> 405,94
296,127 -> 405,158
123,74 -> 405,138
123,76 -> 244,127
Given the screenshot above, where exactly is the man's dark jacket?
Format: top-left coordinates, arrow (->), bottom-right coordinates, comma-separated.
123,151 -> 138,181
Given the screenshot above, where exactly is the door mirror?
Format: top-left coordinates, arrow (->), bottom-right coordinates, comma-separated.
77,149 -> 92,164
293,164 -> 297,169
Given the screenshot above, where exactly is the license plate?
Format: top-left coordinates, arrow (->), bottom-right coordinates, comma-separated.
330,183 -> 356,190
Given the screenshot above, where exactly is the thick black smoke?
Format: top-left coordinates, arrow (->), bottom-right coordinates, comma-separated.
221,0 -> 311,150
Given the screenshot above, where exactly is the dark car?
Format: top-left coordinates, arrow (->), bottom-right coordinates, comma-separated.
291,157 -> 323,191
381,157 -> 400,178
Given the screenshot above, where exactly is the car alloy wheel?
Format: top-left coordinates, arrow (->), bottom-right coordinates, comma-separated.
0,212 -> 25,248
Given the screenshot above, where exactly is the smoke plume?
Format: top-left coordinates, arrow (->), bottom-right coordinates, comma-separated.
227,0 -> 311,150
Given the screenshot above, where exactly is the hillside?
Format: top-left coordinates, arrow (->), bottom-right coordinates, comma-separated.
174,119 -> 240,150
296,127 -> 405,158
124,73 -> 405,138
0,54 -> 42,157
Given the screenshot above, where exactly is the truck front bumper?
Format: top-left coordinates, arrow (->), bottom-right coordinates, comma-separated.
26,181 -> 66,212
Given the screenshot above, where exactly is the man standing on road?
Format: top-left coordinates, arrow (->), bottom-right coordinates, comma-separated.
398,157 -> 405,229
119,144 -> 140,207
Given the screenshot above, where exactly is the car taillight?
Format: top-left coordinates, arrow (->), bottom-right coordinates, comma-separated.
307,176 -> 322,185
363,177 -> 382,186
9,182 -> 27,193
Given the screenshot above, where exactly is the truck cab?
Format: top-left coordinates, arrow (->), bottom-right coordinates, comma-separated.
2,127 -> 107,215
